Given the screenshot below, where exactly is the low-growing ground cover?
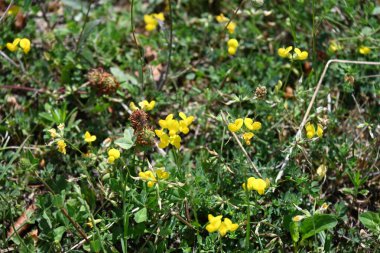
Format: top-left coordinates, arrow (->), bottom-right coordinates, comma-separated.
0,0 -> 379,252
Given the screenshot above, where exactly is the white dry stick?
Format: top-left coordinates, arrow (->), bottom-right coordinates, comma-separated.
220,111 -> 262,177
275,59 -> 380,182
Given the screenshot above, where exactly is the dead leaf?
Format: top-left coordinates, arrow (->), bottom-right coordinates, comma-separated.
7,204 -> 37,238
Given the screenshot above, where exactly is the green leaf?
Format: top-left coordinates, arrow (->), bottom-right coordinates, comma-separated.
115,127 -> 135,150
300,214 -> 338,241
134,207 -> 147,223
359,211 -> 380,234
289,221 -> 300,243
53,226 -> 66,243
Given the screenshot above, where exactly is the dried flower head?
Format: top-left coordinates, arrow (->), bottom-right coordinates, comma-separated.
87,67 -> 120,95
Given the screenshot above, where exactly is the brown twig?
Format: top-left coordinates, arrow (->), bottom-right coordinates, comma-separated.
224,0 -> 245,31
275,59 -> 380,182
0,0 -> 14,24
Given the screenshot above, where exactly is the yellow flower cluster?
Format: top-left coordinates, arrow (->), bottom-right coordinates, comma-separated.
57,140 -> 67,154
205,214 -> 239,237
227,39 -> 239,56
242,177 -> 270,195
215,13 -> 236,34
155,112 -> 194,149
359,46 -> 371,55
139,167 -> 170,188
108,148 -> 120,164
144,13 -> 165,32
228,118 -> 262,145
84,131 -> 96,143
48,124 -> 67,154
6,38 -> 31,54
305,122 -> 323,139
130,100 -> 156,112
278,46 -> 308,60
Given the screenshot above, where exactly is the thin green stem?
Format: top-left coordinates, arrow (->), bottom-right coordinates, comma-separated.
245,191 -> 251,250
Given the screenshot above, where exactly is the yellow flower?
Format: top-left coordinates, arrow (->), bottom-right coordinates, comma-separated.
227,21 -> 236,34
227,39 -> 239,48
6,38 -> 21,52
7,5 -> 20,15
169,134 -> 181,149
205,214 -> 223,233
84,131 -> 96,143
305,122 -> 316,139
156,167 -> 170,179
139,171 -> 157,187
139,100 -> 155,111
305,122 -> 323,139
359,46 -> 371,55
316,164 -> 327,178
228,118 -> 243,132
158,114 -> 174,129
48,128 -> 57,139
167,119 -> 180,136
321,203 -> 329,210
244,118 -> 262,131
157,132 -> 170,149
293,48 -> 308,60
218,218 -> 239,237
316,124 -> 323,137
129,102 -> 138,111
242,132 -> 254,145
216,14 -> 229,23
328,40 -> 342,53
178,112 -> 194,134
243,177 -> 270,195
144,13 -> 165,32
292,215 -> 305,222
19,38 -> 31,54
278,46 -> 293,58
86,218 -> 102,228
108,148 -> 120,164
57,140 -> 67,154
227,39 -> 239,56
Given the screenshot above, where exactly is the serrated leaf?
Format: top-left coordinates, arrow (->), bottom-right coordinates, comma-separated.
300,214 -> 338,241
359,211 -> 380,234
134,207 -> 147,223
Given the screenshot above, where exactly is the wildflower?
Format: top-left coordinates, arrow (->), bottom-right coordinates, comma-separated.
226,21 -> 236,34
48,128 -> 58,139
205,215 -> 239,236
293,48 -> 308,60
206,214 -> 223,233
328,40 -> 342,53
218,218 -> 239,237
292,215 -> 305,222
227,39 -> 239,56
19,38 -> 31,54
278,46 -> 293,58
129,102 -> 138,112
242,132 -> 254,145
216,14 -> 229,23
58,123 -> 65,131
321,203 -> 329,210
108,148 -> 120,164
242,177 -> 270,195
156,112 -> 194,149
57,140 -> 67,154
228,118 -> 243,132
7,5 -> 20,15
86,218 -> 102,228
305,122 -> 323,139
244,118 -> 261,131
359,46 -> 371,55
316,164 -> 327,178
139,100 -> 155,111
6,38 -> 21,52
156,167 -> 170,179
144,13 -> 165,32
84,131 -> 96,143
139,170 -> 157,187
87,67 -> 120,95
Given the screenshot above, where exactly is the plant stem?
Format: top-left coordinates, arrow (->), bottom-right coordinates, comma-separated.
245,191 -> 251,250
